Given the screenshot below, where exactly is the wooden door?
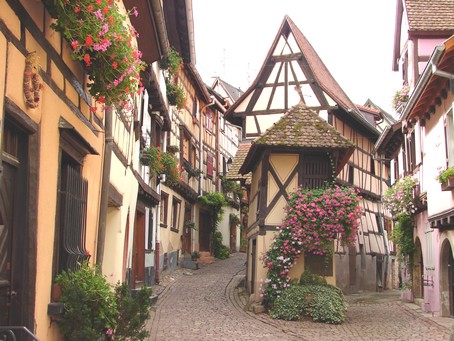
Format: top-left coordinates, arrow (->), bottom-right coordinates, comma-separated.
0,120 -> 29,328
182,204 -> 192,254
449,248 -> 454,316
132,210 -> 145,288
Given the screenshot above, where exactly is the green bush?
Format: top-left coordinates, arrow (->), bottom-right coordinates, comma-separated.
270,284 -> 346,324
269,285 -> 312,320
300,270 -> 327,286
55,263 -> 154,341
55,263 -> 118,341
213,231 -> 230,259
114,283 -> 153,341
309,285 -> 346,324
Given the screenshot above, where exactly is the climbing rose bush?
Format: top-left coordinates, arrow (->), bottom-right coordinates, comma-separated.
262,185 -> 361,303
382,176 -> 417,217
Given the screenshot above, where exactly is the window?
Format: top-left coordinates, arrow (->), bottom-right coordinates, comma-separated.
348,164 -> 354,184
304,252 -> 333,276
55,154 -> 89,273
207,152 -> 213,178
53,118 -> 97,275
406,131 -> 416,171
171,197 -> 181,232
181,129 -> 197,167
205,110 -> 213,132
147,210 -> 153,250
160,192 -> 168,227
370,156 -> 375,176
445,106 -> 454,167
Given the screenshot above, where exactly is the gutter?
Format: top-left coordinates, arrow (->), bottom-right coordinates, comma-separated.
400,45 -> 445,121
96,106 -> 113,271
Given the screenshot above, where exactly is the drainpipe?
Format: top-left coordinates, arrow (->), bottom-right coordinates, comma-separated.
198,97 -> 215,196
96,106 -> 113,271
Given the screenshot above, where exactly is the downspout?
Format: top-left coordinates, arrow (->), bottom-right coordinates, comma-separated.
96,106 -> 113,271
198,96 -> 215,196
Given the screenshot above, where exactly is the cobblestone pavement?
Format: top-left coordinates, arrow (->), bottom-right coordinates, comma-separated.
146,252 -> 454,341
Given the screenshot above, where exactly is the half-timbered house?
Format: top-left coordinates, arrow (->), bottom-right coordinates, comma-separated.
0,1 -> 107,339
225,15 -> 392,300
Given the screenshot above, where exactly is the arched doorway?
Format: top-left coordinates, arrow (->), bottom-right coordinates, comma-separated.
440,239 -> 454,316
413,238 -> 424,299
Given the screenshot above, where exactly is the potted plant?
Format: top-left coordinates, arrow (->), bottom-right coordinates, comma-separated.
392,85 -> 410,112
43,0 -> 146,111
165,80 -> 186,109
141,146 -> 181,185
184,165 -> 203,179
167,145 -> 180,154
191,251 -> 200,261
436,166 -> 454,191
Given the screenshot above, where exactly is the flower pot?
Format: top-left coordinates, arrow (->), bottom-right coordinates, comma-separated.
441,177 -> 454,191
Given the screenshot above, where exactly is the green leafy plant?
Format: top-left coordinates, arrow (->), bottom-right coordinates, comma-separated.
159,47 -> 186,110
165,80 -> 186,109
221,176 -> 242,201
55,262 -> 118,341
269,284 -> 346,324
184,165 -> 203,179
299,270 -> 327,286
43,0 -> 146,111
158,47 -> 183,77
114,283 -> 153,341
262,185 -> 361,303
213,231 -> 230,260
199,192 -> 227,232
383,176 -> 418,217
185,220 -> 197,230
141,146 -> 181,185
191,251 -> 200,260
229,213 -> 240,227
436,166 -> 454,184
390,214 -> 415,260
166,145 -> 180,154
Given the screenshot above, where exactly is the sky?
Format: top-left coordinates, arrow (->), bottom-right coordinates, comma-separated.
192,0 -> 403,115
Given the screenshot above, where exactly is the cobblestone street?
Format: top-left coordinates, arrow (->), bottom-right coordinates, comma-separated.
146,253 -> 454,341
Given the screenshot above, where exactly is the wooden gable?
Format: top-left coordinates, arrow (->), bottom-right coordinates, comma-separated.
224,15 -> 363,140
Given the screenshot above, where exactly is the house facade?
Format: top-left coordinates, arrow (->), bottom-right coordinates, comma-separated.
225,16 -> 393,301
377,36 -> 454,316
374,0 -> 454,317
0,0 -> 106,339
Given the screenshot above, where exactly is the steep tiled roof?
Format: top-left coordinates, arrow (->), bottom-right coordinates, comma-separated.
216,78 -> 244,102
226,142 -> 252,184
286,16 -> 360,117
253,104 -> 355,150
405,0 -> 454,31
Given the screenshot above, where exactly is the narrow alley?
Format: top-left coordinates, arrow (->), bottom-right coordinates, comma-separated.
146,253 -> 453,341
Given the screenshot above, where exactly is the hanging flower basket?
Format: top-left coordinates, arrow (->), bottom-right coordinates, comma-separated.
392,85 -> 410,111
43,0 -> 146,111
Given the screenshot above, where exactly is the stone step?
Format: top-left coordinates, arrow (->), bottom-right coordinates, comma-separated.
199,251 -> 215,264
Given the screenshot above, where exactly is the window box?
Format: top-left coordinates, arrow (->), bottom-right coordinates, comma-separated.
441,177 -> 454,191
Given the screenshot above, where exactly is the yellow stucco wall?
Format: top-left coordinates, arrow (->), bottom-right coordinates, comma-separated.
248,153 -> 337,302
1,2 -> 105,339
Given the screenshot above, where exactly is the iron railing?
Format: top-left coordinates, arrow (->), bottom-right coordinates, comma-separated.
0,326 -> 39,341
